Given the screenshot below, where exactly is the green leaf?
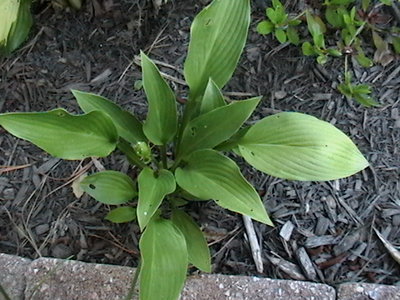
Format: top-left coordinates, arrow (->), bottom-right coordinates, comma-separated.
392,36 -> 400,54
105,207 -> 137,223
72,90 -> 146,144
275,28 -> 287,43
0,0 -> 32,55
0,109 -> 118,160
172,210 -> 211,272
353,84 -> 371,94
199,78 -> 226,115
184,0 -> 250,97
139,218 -> 188,300
237,112 -> 369,181
380,0 -> 392,6
141,51 -> 178,145
354,93 -> 380,107
272,0 -> 283,9
256,20 -> 274,35
81,171 -> 137,205
7,0 -> 32,54
307,11 -> 322,37
338,83 -> 353,98
317,55 -> 328,64
266,8 -> 278,24
362,0 -> 371,10
178,97 -> 260,159
288,19 -> 301,26
327,48 -> 342,57
306,12 -> 326,48
0,1 -> 19,50
356,50 -> 373,67
175,149 -> 272,225
325,7 -> 345,28
137,168 -> 176,230
302,41 -> 315,56
286,27 -> 300,45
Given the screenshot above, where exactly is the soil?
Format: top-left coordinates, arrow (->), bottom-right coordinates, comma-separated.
1,0 -> 399,286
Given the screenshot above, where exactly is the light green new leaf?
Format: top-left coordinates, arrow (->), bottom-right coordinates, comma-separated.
199,78 -> 226,115
256,20 -> 273,35
0,109 -> 118,160
137,168 -> 176,230
287,26 -> 300,45
238,112 -> 369,181
184,0 -> 251,97
141,51 -> 178,145
80,171 -> 136,205
72,90 -> 146,144
139,218 -> 188,300
175,149 -> 272,225
105,206 -> 137,223
172,210 -> 211,272
275,28 -> 287,43
178,97 -> 260,159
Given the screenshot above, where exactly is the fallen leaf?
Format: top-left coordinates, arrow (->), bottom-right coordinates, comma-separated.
72,173 -> 88,199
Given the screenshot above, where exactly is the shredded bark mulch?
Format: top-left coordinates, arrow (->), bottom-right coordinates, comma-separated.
0,0 -> 399,285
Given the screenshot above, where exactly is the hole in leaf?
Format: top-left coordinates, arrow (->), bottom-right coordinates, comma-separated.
205,18 -> 212,26
89,184 -> 96,190
190,127 -> 197,136
250,151 -> 255,156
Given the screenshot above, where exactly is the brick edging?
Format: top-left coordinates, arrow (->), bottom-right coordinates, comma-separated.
1,253 -> 399,300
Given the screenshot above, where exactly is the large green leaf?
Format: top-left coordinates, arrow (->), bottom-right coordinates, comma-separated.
199,78 -> 226,115
184,0 -> 251,97
7,0 -> 32,54
137,168 -> 176,230
72,90 -> 146,144
0,109 -> 118,159
139,218 -> 188,300
0,0 -> 32,55
238,112 -> 369,181
177,97 -> 260,159
172,210 -> 211,272
141,51 -> 178,145
175,149 -> 272,225
80,170 -> 137,205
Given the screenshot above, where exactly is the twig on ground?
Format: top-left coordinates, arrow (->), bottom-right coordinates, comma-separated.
242,215 -> 264,273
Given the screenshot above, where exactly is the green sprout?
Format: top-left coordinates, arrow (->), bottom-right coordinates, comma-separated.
256,0 -> 301,45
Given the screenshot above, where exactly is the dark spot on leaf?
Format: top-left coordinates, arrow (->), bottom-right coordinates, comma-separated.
250,209 -> 254,212
89,184 -> 96,189
205,18 -> 212,26
191,127 -> 197,136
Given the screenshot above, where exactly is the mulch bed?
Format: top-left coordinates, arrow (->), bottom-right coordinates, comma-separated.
1,0 -> 399,285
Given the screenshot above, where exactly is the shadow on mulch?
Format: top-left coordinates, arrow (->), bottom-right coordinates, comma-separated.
0,0 -> 399,285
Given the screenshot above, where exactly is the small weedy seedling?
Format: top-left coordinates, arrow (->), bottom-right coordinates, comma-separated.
0,0 -> 32,56
256,0 -> 301,45
257,0 -> 397,107
0,0 -> 369,299
302,11 -> 342,64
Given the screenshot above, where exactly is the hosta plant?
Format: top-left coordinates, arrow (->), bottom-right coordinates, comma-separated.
0,0 -> 369,299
